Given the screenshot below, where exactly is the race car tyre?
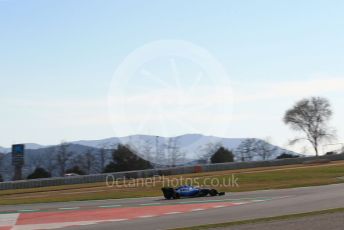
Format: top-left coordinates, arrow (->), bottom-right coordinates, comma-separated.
199,189 -> 210,197
161,187 -> 176,200
209,189 -> 218,196
174,192 -> 181,199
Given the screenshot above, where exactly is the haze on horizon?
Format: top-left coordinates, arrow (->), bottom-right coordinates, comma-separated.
1,0 -> 344,155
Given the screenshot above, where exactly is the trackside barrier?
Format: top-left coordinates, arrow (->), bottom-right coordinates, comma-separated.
0,153 -> 343,190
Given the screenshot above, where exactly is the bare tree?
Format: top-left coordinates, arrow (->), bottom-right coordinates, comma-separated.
165,138 -> 185,167
154,136 -> 166,166
98,145 -> 110,173
235,138 -> 257,162
83,148 -> 96,174
27,150 -> 55,176
70,153 -> 92,175
44,149 -> 58,175
55,141 -> 73,176
141,139 -> 153,163
0,153 -> 6,180
254,138 -> 278,160
29,153 -> 44,169
0,153 -> 12,181
284,97 -> 335,156
0,153 -> 4,169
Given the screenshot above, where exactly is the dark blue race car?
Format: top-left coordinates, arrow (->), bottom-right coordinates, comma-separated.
161,185 -> 225,199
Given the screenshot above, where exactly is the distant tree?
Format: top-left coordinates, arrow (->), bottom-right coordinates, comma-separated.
255,138 -> 278,161
284,97 -> 335,156
165,138 -> 185,167
98,145 -> 110,173
276,153 -> 300,159
0,154 -> 4,182
27,167 -> 51,179
29,152 -> 45,169
65,165 -> 85,175
235,139 -> 257,162
81,148 -> 96,174
55,141 -> 73,176
210,147 -> 234,163
70,153 -> 92,175
29,149 -> 57,176
141,139 -> 153,163
104,144 -> 153,173
103,162 -> 116,173
0,154 -> 11,180
199,142 -> 223,164
154,136 -> 166,166
42,148 -> 58,175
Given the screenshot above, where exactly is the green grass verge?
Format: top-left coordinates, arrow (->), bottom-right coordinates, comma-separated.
0,163 -> 344,205
170,208 -> 344,230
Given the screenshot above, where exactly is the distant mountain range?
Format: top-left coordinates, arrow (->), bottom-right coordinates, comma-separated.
0,134 -> 296,159
73,134 -> 245,159
0,143 -> 45,153
0,134 -> 298,181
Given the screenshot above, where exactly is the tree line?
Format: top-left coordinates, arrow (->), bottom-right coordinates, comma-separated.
25,140 -> 296,180
2,96 -> 338,181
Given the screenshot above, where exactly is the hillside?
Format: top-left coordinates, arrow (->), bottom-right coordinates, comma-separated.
72,134 -> 296,162
0,134 -> 298,181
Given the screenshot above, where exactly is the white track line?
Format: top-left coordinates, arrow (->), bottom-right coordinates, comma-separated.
17,209 -> 39,212
232,202 -> 249,205
191,208 -> 205,212
58,207 -> 80,210
165,212 -> 183,215
139,203 -> 161,206
138,215 -> 156,218
98,204 -> 122,208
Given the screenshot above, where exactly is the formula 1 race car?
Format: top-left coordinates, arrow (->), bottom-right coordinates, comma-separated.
161,185 -> 225,199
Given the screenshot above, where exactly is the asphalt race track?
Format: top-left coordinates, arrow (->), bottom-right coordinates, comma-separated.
0,183 -> 343,230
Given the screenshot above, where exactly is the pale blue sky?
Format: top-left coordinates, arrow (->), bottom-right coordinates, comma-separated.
1,0 -> 344,154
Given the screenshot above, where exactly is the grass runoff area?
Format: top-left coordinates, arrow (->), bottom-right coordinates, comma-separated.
0,161 -> 344,205
170,207 -> 344,230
